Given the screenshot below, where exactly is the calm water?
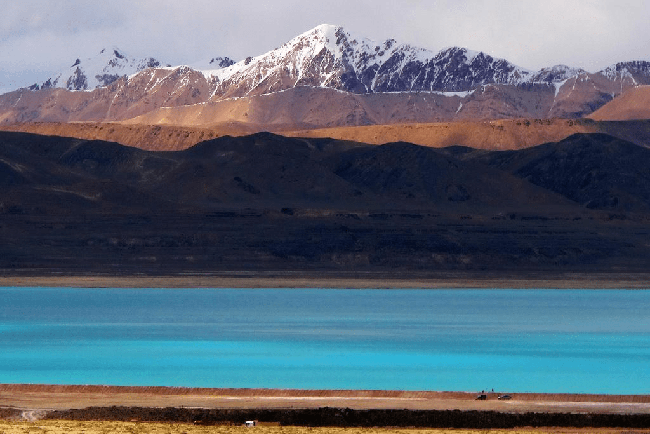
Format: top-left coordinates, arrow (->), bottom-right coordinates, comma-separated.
1,288 -> 649,394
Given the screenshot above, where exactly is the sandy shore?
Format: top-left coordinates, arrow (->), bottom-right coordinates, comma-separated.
2,385 -> 650,415
1,273 -> 650,289
3,421 -> 650,434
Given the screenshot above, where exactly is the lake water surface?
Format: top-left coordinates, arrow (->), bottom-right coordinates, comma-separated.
1,288 -> 649,394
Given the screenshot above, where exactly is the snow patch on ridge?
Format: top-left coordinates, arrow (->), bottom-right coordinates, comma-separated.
553,78 -> 569,97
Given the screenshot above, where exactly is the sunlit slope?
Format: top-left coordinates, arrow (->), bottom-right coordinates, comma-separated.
589,85 -> 650,121
4,118 -> 650,152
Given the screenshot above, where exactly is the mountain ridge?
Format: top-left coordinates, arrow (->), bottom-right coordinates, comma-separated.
23,24 -> 650,96
3,24 -> 650,126
30,47 -> 165,91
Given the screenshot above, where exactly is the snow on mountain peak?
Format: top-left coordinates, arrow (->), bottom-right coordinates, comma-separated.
438,46 -> 480,63
601,61 -> 650,85
24,23 -> 645,100
195,24 -> 540,97
36,47 -> 163,91
306,23 -> 342,40
529,64 -> 587,83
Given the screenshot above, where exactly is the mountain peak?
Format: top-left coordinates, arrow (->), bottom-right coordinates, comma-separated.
308,23 -> 342,37
530,64 -> 587,83
284,23 -> 357,55
199,24 -> 535,97
439,46 -> 481,62
599,61 -> 650,88
36,47 -> 164,91
19,24 -> 649,101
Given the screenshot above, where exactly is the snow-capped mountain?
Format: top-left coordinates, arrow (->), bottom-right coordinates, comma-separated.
204,24 -> 533,98
5,24 -> 650,126
25,24 -> 650,98
601,61 -> 650,85
32,48 -> 164,91
529,65 -> 588,83
194,56 -> 236,70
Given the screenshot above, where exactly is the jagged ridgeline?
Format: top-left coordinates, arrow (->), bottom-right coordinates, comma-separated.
2,24 -> 650,125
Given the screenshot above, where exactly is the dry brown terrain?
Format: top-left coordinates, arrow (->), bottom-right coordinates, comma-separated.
2,421 -> 647,434
0,121 -> 257,151
1,274 -> 650,289
0,119 -> 626,151
1,65 -> 639,128
589,86 -> 650,121
2,386 -> 650,431
2,385 -> 650,415
284,119 -> 599,150
3,118 -> 650,153
123,86 -> 553,128
0,82 -> 560,127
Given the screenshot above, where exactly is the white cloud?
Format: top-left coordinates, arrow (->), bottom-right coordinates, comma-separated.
386,0 -> 650,70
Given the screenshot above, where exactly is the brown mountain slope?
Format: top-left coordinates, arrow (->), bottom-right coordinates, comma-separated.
123,87 -> 470,128
0,79 -> 620,128
547,72 -> 620,118
123,84 -> 589,128
588,85 -> 650,121
3,118 -> 650,151
0,122 -> 259,151
0,68 -> 212,124
286,119 -> 601,150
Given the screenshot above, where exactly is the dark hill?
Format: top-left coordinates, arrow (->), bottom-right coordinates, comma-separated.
1,130 -> 649,276
0,132 -> 176,214
0,130 -> 571,212
331,141 -> 574,211
155,133 -> 371,207
472,133 -> 650,211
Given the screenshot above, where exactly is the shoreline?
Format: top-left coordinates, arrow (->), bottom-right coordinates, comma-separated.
2,384 -> 650,414
1,273 -> 650,289
3,385 -> 650,429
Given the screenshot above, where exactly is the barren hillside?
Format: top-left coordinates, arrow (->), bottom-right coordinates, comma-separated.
3,119 -> 650,151
0,122 -> 257,151
286,119 -> 600,150
589,85 -> 650,121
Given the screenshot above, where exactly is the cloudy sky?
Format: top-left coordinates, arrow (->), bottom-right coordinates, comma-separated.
2,0 -> 650,94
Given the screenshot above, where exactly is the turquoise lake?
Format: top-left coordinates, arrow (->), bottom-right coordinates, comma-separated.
1,288 -> 649,394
